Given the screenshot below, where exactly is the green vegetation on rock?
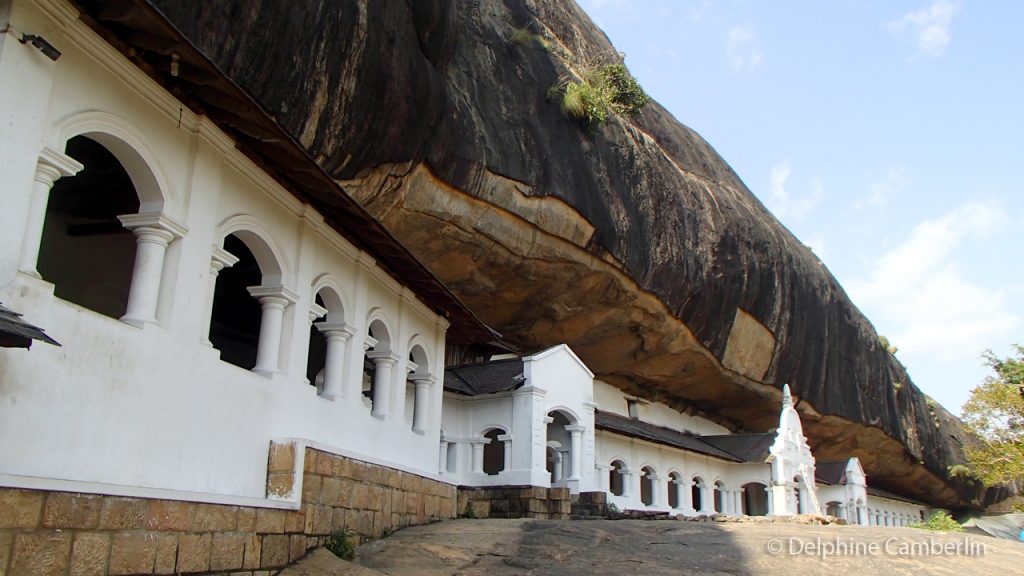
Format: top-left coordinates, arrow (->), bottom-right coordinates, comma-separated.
910,510 -> 964,532
551,62 -> 651,129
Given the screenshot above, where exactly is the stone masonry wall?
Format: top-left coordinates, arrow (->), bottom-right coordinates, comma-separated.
457,486 -> 571,520
0,445 -> 456,575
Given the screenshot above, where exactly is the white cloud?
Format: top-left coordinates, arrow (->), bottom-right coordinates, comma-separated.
726,25 -> 762,72
766,161 -> 822,221
847,202 -> 1018,366
803,234 -> 827,260
886,0 -> 960,57
855,168 -> 906,211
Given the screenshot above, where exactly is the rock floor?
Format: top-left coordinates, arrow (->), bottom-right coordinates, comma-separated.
285,518 -> 1024,575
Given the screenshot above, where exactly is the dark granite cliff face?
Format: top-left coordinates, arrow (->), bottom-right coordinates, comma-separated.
146,0 -> 976,506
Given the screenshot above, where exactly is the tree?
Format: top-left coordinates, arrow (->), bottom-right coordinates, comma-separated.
961,344 -> 1024,486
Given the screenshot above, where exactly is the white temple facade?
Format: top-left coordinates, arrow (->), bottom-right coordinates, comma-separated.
442,344 -> 930,525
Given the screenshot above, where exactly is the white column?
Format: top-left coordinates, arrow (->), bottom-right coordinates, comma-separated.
439,440 -> 449,474
700,485 -> 712,513
566,425 -> 585,480
317,321 -> 355,399
471,439 -> 486,474
651,475 -> 663,507
409,374 -> 435,434
551,451 -> 563,483
765,486 -> 775,515
118,214 -> 186,327
367,351 -> 399,417
19,147 -> 83,277
247,285 -> 298,377
201,247 -> 239,346
622,470 -> 635,498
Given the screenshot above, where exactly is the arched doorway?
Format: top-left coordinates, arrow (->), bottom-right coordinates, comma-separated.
546,410 -> 576,486
742,482 -> 769,516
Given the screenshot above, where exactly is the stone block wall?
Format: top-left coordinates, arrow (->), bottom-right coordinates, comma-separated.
0,445 -> 456,575
457,486 -> 571,519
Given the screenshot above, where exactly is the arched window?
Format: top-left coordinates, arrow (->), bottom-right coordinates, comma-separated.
363,318 -> 395,417
306,286 -> 350,398
610,460 -> 626,496
482,429 -> 505,475
407,344 -> 431,433
713,480 -> 724,513
38,135 -> 140,319
640,466 -> 656,506
691,477 -> 704,512
667,472 -> 681,509
209,235 -> 262,370
742,482 -> 769,516
307,293 -> 328,390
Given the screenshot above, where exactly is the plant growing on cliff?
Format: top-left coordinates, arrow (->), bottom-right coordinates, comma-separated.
550,61 -> 651,129
961,345 -> 1024,486
909,510 -> 964,532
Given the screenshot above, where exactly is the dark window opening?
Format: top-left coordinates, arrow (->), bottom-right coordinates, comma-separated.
306,294 -> 327,388
482,429 -> 505,475
668,474 -> 680,508
691,480 -> 702,511
640,468 -> 654,506
209,234 -> 262,369
38,135 -> 139,319
610,461 -> 625,496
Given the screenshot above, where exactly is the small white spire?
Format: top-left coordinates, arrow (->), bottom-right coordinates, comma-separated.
782,384 -> 793,408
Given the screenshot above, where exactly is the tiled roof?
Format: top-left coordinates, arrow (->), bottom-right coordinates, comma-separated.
815,461 -> 850,485
867,486 -> 929,506
594,411 -> 743,462
444,359 -> 525,396
0,303 -> 59,349
699,433 -> 777,463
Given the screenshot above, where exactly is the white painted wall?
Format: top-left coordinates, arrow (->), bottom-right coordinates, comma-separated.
593,380 -> 729,436
595,430 -> 771,515
0,0 -> 450,503
439,345 -> 597,492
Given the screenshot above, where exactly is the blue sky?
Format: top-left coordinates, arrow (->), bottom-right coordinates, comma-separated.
576,0 -> 1023,415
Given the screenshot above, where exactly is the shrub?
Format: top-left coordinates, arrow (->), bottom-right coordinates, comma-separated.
910,510 -> 964,532
510,27 -> 547,49
324,529 -> 356,560
551,62 -> 650,129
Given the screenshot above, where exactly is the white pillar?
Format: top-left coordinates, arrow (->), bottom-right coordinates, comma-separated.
367,351 -> 398,417
700,485 -> 712,513
19,147 -> 83,277
439,440 -> 450,474
247,285 -> 298,377
566,425 -> 585,481
471,440 -> 486,474
201,247 -> 239,346
623,470 -> 634,498
765,486 -> 775,515
409,374 -> 435,434
651,475 -> 662,507
551,451 -> 563,483
318,321 -> 355,399
118,214 -> 186,327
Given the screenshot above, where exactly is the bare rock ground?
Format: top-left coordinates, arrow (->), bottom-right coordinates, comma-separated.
286,518 -> 1024,576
